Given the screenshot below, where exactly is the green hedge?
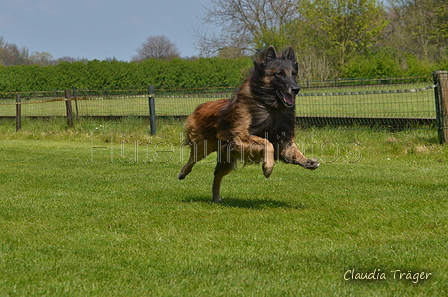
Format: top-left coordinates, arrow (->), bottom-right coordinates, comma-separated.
341,48 -> 441,79
1,53 -> 443,95
0,58 -> 253,93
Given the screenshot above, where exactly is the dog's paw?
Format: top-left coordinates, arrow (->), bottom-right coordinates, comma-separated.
262,163 -> 274,178
303,158 -> 320,170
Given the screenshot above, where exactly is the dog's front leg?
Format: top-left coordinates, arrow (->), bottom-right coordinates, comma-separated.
281,141 -> 320,170
241,136 -> 275,178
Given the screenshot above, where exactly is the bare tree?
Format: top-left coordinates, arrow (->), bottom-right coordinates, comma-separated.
298,53 -> 333,82
0,37 -> 4,65
54,57 -> 90,64
0,41 -> 30,66
29,51 -> 53,66
194,0 -> 299,57
132,35 -> 181,61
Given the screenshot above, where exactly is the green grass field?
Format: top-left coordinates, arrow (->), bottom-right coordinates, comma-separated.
0,119 -> 447,296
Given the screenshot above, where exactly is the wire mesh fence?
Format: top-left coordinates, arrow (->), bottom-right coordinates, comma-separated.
296,77 -> 437,129
0,88 -> 152,117
0,76 -> 440,130
299,82 -> 435,118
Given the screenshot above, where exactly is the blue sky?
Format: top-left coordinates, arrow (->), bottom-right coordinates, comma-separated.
0,0 -> 211,61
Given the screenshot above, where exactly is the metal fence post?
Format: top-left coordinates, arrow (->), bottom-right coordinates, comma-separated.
65,89 -> 73,128
149,85 -> 156,135
433,71 -> 448,144
16,94 -> 21,132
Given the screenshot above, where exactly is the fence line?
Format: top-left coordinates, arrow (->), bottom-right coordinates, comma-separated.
1,74 -> 447,143
299,84 -> 436,97
0,85 -> 435,101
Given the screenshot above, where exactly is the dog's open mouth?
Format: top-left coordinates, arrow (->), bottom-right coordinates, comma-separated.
276,90 -> 295,107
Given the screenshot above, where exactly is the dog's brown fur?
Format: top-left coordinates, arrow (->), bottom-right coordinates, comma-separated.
178,46 -> 319,202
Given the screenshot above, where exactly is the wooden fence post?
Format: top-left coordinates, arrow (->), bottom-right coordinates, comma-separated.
65,89 -> 73,128
148,85 -> 156,135
16,94 -> 21,132
433,71 -> 448,144
73,86 -> 79,118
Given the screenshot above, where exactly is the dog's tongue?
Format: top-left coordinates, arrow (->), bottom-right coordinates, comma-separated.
283,92 -> 295,106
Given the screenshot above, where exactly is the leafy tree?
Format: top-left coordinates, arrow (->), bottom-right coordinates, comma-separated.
386,0 -> 434,60
297,0 -> 388,69
431,1 -> 448,59
342,46 -> 404,77
385,0 -> 448,62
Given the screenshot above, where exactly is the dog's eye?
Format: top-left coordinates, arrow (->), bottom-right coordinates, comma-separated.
276,70 -> 285,77
292,71 -> 297,77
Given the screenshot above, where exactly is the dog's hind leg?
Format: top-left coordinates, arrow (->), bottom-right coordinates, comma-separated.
212,160 -> 234,203
178,158 -> 196,180
178,140 -> 208,180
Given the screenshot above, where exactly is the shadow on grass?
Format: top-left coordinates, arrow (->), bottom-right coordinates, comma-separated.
182,196 -> 307,210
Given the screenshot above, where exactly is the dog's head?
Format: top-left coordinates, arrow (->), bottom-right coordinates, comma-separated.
251,45 -> 300,109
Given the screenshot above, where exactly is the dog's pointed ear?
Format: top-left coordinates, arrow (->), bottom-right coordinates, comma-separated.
284,46 -> 296,63
264,45 -> 277,64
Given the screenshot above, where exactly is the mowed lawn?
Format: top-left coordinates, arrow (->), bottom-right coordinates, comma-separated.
0,123 -> 447,296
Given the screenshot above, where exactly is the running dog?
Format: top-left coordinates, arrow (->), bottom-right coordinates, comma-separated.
178,46 -> 319,202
